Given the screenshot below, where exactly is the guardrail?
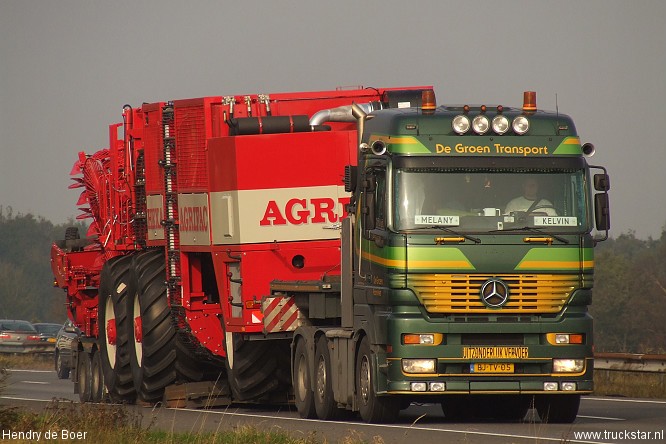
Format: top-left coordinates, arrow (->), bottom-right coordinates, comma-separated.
594,352 -> 666,373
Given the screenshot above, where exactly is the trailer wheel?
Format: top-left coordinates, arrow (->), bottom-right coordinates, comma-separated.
77,352 -> 92,403
225,332 -> 289,402
293,338 -> 316,419
535,394 -> 580,423
314,336 -> 345,420
90,350 -> 105,402
98,255 -> 136,403
356,336 -> 399,423
55,351 -> 70,379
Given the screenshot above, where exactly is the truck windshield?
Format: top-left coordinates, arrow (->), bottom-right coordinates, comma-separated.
393,167 -> 589,233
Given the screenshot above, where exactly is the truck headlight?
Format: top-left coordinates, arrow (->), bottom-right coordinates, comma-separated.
553,359 -> 584,373
402,359 -> 436,374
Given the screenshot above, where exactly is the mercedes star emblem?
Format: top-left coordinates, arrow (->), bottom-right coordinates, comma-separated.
480,278 -> 510,308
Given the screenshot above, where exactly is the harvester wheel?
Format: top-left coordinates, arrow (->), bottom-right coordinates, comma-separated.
129,250 -> 177,403
225,332 -> 290,403
98,255 -> 136,403
131,250 -> 215,404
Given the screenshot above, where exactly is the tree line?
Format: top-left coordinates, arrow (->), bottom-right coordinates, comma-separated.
0,206 -> 663,353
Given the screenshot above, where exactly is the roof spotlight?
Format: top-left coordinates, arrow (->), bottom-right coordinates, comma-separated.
492,115 -> 510,134
512,116 -> 530,135
472,115 -> 490,135
452,115 -> 471,134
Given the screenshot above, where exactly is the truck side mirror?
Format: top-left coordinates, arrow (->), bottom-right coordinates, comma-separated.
594,192 -> 610,233
594,173 -> 610,192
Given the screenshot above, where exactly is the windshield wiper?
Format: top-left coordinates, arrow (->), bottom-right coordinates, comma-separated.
491,226 -> 569,244
409,226 -> 481,244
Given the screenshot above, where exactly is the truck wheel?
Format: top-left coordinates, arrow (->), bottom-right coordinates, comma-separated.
492,395 -> 530,421
77,352 -> 92,403
90,351 -> 105,402
98,255 -> 136,403
225,332 -> 289,402
55,351 -> 70,379
356,336 -> 399,423
314,336 -> 345,420
535,394 -> 580,423
293,338 -> 316,418
440,395 -> 474,421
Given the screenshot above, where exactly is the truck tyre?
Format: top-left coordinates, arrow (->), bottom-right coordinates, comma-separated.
314,336 -> 345,420
293,338 -> 316,418
492,395 -> 530,421
55,351 -> 70,379
356,336 -> 399,423
98,255 -> 136,403
440,395 -> 474,421
225,332 -> 289,402
77,352 -> 92,403
90,350 -> 105,402
535,394 -> 580,423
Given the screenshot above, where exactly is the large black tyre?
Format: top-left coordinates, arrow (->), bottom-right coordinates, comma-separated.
356,336 -> 400,423
314,336 -> 345,420
129,250 -> 212,403
535,394 -> 580,423
225,332 -> 291,403
55,350 -> 70,379
293,338 -> 316,418
98,255 -> 136,403
77,352 -> 92,403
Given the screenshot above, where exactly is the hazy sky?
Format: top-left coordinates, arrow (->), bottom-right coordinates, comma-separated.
1,1 -> 665,239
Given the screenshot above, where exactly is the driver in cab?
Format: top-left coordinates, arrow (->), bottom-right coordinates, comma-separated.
505,177 -> 557,216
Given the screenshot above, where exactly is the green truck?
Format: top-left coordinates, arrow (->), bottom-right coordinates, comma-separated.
287,89 -> 609,424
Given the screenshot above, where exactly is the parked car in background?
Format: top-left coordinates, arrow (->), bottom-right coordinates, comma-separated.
55,320 -> 80,379
33,323 -> 62,344
0,320 -> 53,354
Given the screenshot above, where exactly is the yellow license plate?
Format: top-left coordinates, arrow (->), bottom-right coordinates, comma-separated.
471,363 -> 514,373
47,338 -> 56,343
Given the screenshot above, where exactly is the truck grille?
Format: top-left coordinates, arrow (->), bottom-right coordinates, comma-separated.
408,274 -> 580,314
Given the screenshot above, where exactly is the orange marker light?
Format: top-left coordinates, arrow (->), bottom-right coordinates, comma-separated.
523,91 -> 537,112
422,90 -> 436,115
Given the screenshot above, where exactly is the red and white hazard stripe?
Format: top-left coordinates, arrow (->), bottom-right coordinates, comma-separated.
262,296 -> 301,333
